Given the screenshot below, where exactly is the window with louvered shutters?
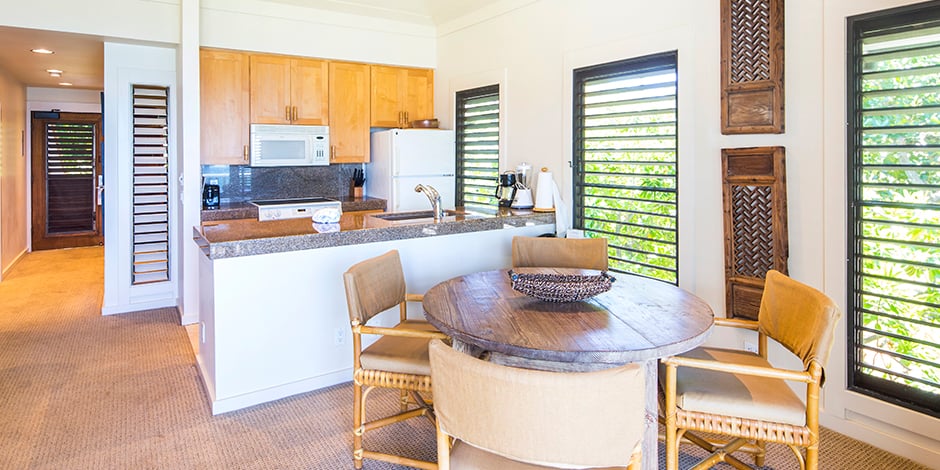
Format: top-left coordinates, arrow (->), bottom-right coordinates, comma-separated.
848,2 -> 940,418
45,122 -> 96,233
573,52 -> 678,284
131,85 -> 170,285
456,85 -> 499,209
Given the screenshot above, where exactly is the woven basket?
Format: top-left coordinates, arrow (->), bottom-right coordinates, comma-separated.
508,270 -> 615,302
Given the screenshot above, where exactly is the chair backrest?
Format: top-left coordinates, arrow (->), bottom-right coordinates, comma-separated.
429,339 -> 645,468
343,250 -> 407,325
758,270 -> 842,374
511,236 -> 609,271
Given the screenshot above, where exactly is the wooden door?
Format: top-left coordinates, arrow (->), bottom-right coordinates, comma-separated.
329,61 -> 370,163
200,49 -> 250,165
403,67 -> 434,124
291,58 -> 329,125
249,54 -> 292,124
30,111 -> 104,250
370,65 -> 405,127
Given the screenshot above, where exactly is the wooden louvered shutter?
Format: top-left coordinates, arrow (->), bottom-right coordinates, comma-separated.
721,146 -> 788,320
720,0 -> 785,134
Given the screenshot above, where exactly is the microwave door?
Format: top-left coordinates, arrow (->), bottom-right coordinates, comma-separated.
258,139 -> 307,165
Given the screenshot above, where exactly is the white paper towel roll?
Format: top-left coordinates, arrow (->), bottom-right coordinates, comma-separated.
534,169 -> 555,210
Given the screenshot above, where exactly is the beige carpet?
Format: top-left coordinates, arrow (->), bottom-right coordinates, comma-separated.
0,247 -> 931,469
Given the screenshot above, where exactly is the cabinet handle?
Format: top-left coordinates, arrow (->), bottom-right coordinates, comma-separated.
330,145 -> 335,161
404,111 -> 409,124
292,106 -> 298,122
285,105 -> 291,122
398,111 -> 403,126
243,145 -> 249,162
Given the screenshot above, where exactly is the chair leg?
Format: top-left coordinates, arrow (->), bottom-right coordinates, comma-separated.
806,443 -> 818,470
754,440 -> 766,466
400,389 -> 409,412
353,381 -> 364,469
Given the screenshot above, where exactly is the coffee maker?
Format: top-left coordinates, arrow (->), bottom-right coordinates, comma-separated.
495,171 -> 517,207
511,162 -> 534,209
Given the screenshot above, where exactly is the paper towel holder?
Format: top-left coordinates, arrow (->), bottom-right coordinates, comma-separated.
532,167 -> 556,213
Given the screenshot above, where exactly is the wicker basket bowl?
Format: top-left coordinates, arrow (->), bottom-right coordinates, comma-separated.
508,269 -> 615,302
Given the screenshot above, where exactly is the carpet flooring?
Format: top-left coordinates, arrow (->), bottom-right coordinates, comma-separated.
0,247 -> 932,469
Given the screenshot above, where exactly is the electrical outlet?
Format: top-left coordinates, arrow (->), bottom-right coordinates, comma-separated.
744,341 -> 758,353
334,328 -> 345,345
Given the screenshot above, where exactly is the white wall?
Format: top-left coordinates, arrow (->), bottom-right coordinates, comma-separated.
101,42 -> 179,315
434,0 -> 939,465
0,67 -> 28,278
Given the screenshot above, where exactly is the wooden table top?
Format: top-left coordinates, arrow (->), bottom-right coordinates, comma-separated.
422,268 -> 715,367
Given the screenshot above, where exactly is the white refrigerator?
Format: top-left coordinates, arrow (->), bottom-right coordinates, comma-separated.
365,129 -> 456,212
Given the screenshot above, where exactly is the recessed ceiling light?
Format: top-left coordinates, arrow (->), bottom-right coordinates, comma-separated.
46,69 -> 63,74
49,72 -> 61,78
59,82 -> 73,86
31,48 -> 54,54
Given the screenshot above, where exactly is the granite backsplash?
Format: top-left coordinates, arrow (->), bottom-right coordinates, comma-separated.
202,164 -> 363,203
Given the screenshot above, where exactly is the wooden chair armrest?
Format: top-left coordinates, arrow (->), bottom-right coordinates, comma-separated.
662,355 -> 814,384
714,317 -> 759,330
357,324 -> 448,340
405,293 -> 424,302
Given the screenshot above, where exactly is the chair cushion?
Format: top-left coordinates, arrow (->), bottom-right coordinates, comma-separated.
360,320 -> 437,376
671,347 -> 807,426
450,440 -> 623,470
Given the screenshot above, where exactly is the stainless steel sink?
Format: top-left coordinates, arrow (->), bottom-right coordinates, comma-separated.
370,209 -> 484,223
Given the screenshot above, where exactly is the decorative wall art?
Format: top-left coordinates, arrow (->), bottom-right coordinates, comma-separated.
721,146 -> 788,320
720,0 -> 785,134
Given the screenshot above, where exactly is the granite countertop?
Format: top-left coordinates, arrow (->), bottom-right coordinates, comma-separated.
194,207 -> 556,259
200,196 -> 387,222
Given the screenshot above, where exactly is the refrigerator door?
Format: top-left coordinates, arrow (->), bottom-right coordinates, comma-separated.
392,129 -> 456,177
391,175 -> 456,212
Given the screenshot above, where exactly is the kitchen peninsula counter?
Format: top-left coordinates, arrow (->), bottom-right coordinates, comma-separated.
195,206 -> 554,415
199,196 -> 387,222
195,208 -> 554,259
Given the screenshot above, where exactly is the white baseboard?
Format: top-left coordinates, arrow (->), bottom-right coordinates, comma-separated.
101,298 -> 177,316
208,368 -> 353,415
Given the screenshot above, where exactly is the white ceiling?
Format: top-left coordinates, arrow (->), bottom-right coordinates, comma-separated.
0,0 -> 505,91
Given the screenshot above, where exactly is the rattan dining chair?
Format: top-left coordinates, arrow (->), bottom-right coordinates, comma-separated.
429,338 -> 645,470
661,270 -> 841,470
342,250 -> 448,470
511,235 -> 609,270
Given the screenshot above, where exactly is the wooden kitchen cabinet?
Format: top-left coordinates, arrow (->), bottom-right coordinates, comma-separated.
250,54 -> 329,125
370,65 -> 434,128
200,49 -> 250,165
329,61 -> 371,163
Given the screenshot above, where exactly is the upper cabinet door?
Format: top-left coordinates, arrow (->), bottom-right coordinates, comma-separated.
329,61 -> 371,163
370,65 -> 405,128
250,54 -> 292,124
403,67 -> 434,124
291,58 -> 330,125
370,65 -> 435,128
200,49 -> 250,165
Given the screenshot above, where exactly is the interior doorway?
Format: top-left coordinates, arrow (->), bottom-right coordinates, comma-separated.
30,111 -> 104,250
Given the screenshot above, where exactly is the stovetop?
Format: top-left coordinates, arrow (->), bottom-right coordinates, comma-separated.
251,197 -> 337,207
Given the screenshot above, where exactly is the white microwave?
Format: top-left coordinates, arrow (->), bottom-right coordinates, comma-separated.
249,124 -> 330,167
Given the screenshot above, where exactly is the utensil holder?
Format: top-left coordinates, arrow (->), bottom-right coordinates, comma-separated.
349,182 -> 363,198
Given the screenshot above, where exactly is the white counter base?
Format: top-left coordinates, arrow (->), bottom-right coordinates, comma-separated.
197,223 -> 554,414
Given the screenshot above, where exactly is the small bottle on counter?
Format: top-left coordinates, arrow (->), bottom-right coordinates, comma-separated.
202,178 -> 220,209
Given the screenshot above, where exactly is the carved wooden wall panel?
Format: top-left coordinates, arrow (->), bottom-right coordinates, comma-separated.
721,0 -> 785,134
722,147 -> 788,320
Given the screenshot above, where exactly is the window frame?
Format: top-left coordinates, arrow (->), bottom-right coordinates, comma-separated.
572,51 -> 679,284
455,84 -> 500,210
846,0 -> 940,419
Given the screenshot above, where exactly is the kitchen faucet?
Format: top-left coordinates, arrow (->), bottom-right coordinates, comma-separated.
414,184 -> 444,221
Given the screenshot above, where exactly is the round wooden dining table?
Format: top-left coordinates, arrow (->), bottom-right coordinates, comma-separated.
422,268 -> 715,470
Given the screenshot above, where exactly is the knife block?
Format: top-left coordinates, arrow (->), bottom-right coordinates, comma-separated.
349,182 -> 363,198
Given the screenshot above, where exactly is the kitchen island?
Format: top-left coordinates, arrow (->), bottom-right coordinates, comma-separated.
194,207 -> 554,414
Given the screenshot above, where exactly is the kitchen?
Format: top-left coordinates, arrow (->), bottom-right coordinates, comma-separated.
0,0 -> 938,466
